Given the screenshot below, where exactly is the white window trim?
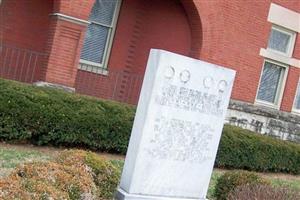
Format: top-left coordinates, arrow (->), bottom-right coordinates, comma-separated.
259,48 -> 300,68
79,0 -> 122,74
292,78 -> 300,115
268,3 -> 300,33
267,25 -> 296,57
255,59 -> 289,110
51,13 -> 91,26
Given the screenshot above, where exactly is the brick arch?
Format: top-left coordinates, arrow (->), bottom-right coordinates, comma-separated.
51,0 -> 226,62
179,0 -> 202,58
52,0 -> 203,60
180,0 -> 226,61
53,0 -> 203,59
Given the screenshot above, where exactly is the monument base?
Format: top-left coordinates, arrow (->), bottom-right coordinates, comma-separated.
115,188 -> 206,200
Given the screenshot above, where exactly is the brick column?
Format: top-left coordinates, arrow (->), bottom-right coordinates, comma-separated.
180,0 -> 202,59
41,0 -> 94,89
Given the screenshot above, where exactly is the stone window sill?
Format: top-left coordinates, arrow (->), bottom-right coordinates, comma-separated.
78,61 -> 109,76
259,48 -> 300,68
254,100 -> 280,110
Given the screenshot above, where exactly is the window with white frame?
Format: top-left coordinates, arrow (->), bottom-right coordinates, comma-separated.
293,79 -> 300,112
256,60 -> 287,106
267,25 -> 296,57
80,0 -> 121,73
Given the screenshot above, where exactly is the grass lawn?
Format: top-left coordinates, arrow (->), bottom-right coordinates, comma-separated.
0,146 -> 51,177
0,143 -> 299,199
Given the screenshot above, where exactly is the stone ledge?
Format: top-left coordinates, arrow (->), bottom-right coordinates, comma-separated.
227,99 -> 300,143
34,81 -> 75,93
115,188 -> 206,200
229,99 -> 300,124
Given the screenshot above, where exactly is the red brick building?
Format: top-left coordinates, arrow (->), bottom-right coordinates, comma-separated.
0,0 -> 300,141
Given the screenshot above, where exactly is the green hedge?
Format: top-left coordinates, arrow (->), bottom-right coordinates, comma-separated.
215,125 -> 300,174
1,78 -> 300,174
0,78 -> 135,154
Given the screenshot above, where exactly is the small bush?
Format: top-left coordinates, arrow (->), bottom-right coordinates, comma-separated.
228,184 -> 300,200
0,150 -> 122,200
56,150 -> 121,199
216,125 -> 300,174
0,161 -> 96,200
214,170 -> 268,200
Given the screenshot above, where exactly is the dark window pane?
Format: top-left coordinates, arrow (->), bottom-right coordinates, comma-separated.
90,0 -> 118,26
268,29 -> 290,53
80,24 -> 109,64
257,62 -> 283,103
295,81 -> 300,110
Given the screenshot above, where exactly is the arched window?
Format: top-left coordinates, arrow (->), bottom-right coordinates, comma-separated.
80,0 -> 121,74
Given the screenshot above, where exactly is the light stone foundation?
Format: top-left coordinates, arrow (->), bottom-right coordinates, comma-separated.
34,81 -> 75,93
226,100 -> 300,143
115,188 -> 205,200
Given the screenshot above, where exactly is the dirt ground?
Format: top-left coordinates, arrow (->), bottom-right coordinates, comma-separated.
216,168 -> 300,182
0,142 -> 125,160
0,142 -> 299,182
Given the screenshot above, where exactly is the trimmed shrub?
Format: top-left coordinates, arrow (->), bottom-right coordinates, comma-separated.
0,150 -> 122,200
56,150 -> 121,199
0,161 -> 97,200
228,184 -> 300,200
0,78 -> 135,154
216,125 -> 300,174
214,170 -> 268,200
1,78 -> 300,174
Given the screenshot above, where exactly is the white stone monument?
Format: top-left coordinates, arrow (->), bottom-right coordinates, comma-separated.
115,49 -> 236,200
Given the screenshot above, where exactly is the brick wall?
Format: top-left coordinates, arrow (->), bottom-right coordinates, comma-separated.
53,0 -> 94,20
1,0 -> 52,52
1,0 -> 299,111
41,0 -> 95,87
0,0 -> 52,82
43,18 -> 87,87
75,0 -> 192,103
190,0 -> 300,112
107,0 -> 192,74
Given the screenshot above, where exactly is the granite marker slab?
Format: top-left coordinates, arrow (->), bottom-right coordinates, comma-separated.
116,49 -> 236,200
